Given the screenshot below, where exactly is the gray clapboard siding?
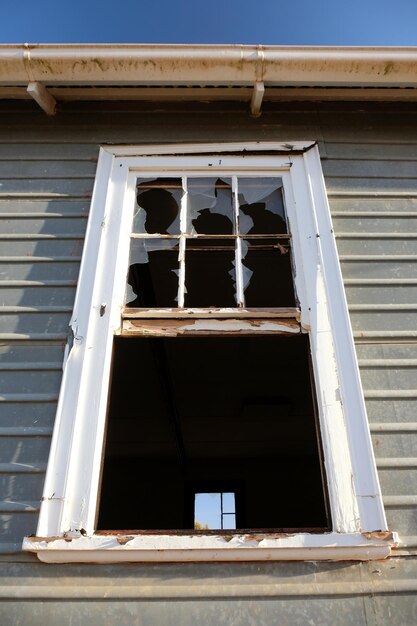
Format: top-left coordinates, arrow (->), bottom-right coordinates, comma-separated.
378,467 -> 417,495
326,177 -> 417,193
0,285 -> 77,307
0,216 -> 87,235
332,215 -> 417,232
330,197 -> 417,211
372,432 -> 417,458
360,368 -> 417,391
0,129 -> 96,558
0,261 -> 81,281
0,402 -> 58,427
0,436 -> 51,465
349,310 -> 417,332
0,178 -> 94,195
326,135 -> 417,550
0,104 -> 416,620
323,159 -> 417,177
324,142 -> 417,159
0,511 -> 41,544
0,200 -> 90,214
339,258 -> 417,279
0,368 -> 63,395
358,398 -> 417,423
0,472 -> 47,503
384,509 -> 417,536
0,161 -> 97,178
345,285 -> 417,305
0,311 -> 72,334
0,238 -> 84,255
0,143 -> 99,160
337,239 -> 417,255
0,558 -> 415,623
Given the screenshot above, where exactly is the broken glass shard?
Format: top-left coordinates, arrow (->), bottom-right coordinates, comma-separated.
187,177 -> 234,234
238,177 -> 287,235
240,239 -> 254,294
184,238 -> 236,307
133,178 -> 182,235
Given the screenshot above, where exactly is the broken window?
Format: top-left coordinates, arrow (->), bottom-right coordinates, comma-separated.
126,177 -> 294,310
97,175 -> 329,533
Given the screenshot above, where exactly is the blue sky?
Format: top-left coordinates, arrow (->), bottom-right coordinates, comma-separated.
1,0 -> 417,45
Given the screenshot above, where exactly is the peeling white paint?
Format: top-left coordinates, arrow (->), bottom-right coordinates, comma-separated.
23,532 -> 396,563
180,319 -> 299,333
122,318 -> 301,336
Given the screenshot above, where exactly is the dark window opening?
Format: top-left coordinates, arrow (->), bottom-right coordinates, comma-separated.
242,238 -> 295,307
134,178 -> 182,235
127,239 -> 180,308
97,335 -> 330,533
184,238 -> 236,307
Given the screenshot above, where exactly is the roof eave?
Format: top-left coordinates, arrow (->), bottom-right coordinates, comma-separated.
1,44 -> 417,113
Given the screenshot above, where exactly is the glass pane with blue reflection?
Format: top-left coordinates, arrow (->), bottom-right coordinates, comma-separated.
194,492 -> 236,530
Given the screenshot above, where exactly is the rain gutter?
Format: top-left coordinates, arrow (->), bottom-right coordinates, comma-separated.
1,44 -> 417,114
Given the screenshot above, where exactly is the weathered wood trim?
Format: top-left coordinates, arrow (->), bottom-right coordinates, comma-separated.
121,318 -> 301,337
24,531 -> 396,563
122,307 -> 301,319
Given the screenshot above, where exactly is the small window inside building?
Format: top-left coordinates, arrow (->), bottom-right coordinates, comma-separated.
194,492 -> 236,530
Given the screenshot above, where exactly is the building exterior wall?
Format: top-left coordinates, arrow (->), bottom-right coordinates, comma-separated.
0,100 -> 416,624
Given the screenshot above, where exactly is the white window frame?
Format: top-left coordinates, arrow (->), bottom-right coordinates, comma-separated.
23,142 -> 396,563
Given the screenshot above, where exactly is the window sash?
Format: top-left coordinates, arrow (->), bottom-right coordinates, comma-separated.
128,174 -> 290,309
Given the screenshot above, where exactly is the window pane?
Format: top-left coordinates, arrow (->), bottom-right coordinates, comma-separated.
187,178 -> 234,235
242,238 -> 295,307
134,178 -> 182,235
238,177 -> 287,235
195,493 -> 221,529
126,238 -> 180,307
184,238 -> 236,307
222,514 -> 236,530
222,492 -> 235,514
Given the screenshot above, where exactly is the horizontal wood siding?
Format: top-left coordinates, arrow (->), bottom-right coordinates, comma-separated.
0,101 -> 416,622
